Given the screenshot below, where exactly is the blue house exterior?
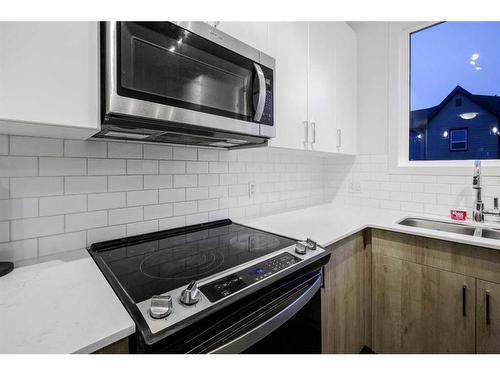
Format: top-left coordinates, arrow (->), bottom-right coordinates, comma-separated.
410,86 -> 500,161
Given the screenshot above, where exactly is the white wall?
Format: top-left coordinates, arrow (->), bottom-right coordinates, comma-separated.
334,22 -> 500,218
0,135 -> 351,263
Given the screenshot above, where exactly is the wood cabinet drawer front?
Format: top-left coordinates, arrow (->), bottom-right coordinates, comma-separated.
372,229 -> 500,284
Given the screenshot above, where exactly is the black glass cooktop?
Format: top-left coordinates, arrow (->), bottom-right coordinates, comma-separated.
89,220 -> 297,303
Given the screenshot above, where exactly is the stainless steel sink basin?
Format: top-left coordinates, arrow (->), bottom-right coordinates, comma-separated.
479,228 -> 500,240
398,218 -> 477,236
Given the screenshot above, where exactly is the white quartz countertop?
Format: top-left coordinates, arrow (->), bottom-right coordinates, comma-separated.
243,203 -> 500,251
4,203 -> 500,354
0,252 -> 135,354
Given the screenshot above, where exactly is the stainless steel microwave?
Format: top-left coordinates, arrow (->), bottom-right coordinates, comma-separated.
94,22 -> 275,149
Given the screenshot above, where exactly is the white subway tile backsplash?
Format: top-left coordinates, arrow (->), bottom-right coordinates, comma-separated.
127,160 -> 158,175
0,135 -> 329,262
143,144 -> 173,160
66,211 -> 107,232
0,157 -> 37,177
209,161 -> 229,174
160,161 -> 186,174
144,175 -> 173,189
0,135 -> 8,155
40,157 -> 86,176
173,201 -> 197,216
126,220 -> 158,237
39,231 -> 86,256
108,206 -> 143,225
0,198 -> 38,220
10,177 -> 63,198
108,142 -> 142,159
159,188 -> 185,203
159,216 -> 186,231
87,225 -> 126,245
174,174 -> 197,188
0,239 -> 37,262
198,149 -> 219,161
186,187 -> 208,201
186,161 -> 208,174
64,140 -> 106,158
65,176 -> 107,194
39,195 -> 87,216
173,147 -> 197,160
10,136 -> 63,156
88,192 -> 125,211
0,221 -> 9,242
108,176 -> 143,192
11,216 -> 64,241
127,190 -> 158,206
144,203 -> 173,220
88,159 -> 126,175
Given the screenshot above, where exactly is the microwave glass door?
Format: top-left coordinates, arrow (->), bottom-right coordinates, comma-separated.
118,22 -> 272,125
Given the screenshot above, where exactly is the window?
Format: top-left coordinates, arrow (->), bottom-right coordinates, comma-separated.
409,22 -> 500,161
449,128 -> 468,151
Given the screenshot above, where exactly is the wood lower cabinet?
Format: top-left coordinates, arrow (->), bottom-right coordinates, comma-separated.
372,253 -> 475,353
477,280 -> 500,353
321,232 -> 368,353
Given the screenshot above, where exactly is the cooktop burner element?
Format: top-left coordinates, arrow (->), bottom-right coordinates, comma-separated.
88,219 -> 330,347
90,220 -> 296,303
139,247 -> 225,281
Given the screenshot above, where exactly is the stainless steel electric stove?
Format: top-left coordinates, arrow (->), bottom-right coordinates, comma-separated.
89,219 -> 330,353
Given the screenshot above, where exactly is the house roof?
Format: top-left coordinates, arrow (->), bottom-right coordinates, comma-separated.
410,85 -> 500,130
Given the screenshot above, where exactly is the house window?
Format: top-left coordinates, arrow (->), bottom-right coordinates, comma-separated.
409,22 -> 500,161
449,128 -> 468,151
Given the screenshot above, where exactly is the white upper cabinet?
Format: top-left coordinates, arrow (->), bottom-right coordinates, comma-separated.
267,22 -> 309,151
333,22 -> 357,155
269,22 -> 357,154
214,22 -> 270,54
308,22 -> 337,153
0,22 -> 99,139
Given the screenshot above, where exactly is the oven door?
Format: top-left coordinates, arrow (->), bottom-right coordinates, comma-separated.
134,269 -> 322,354
105,22 -> 274,138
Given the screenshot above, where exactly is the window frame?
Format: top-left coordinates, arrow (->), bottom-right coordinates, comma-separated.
388,22 -> 500,175
448,128 -> 468,152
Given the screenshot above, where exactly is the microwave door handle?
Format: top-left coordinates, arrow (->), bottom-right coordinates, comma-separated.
253,63 -> 266,122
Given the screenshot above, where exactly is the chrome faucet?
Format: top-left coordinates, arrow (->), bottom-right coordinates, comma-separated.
472,160 -> 500,222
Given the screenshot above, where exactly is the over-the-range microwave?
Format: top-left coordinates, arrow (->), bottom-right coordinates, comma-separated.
94,22 -> 275,149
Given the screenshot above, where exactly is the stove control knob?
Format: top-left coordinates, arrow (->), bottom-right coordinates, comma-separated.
180,280 -> 201,306
295,241 -> 308,255
306,238 -> 317,250
149,295 -> 173,319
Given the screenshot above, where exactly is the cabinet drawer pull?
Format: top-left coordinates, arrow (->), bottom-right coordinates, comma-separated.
486,292 -> 491,325
462,285 -> 466,317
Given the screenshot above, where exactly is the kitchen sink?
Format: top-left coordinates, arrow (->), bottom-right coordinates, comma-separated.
478,228 -> 500,240
398,218 -> 477,236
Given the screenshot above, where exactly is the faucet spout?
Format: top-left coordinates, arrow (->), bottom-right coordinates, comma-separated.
473,160 -> 484,222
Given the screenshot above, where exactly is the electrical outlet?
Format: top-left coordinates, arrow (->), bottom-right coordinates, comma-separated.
348,180 -> 362,193
248,181 -> 256,198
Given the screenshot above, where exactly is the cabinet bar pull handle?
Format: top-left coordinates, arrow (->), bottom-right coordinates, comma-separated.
462,285 -> 467,317
336,128 -> 342,150
303,121 -> 309,148
311,122 -> 316,145
486,292 -> 491,325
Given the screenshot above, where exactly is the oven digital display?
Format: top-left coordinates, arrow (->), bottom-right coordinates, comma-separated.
200,252 -> 301,302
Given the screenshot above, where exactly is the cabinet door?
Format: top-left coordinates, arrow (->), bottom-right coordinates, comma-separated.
214,22 -> 269,54
477,280 -> 500,353
321,232 -> 367,353
333,22 -> 357,155
0,22 -> 99,131
308,22 -> 337,153
372,254 -> 475,353
267,22 -> 309,151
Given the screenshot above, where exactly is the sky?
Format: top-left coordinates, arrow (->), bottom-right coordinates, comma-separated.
411,22 -> 500,110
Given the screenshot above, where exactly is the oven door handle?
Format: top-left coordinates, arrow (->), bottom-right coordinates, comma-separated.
253,63 -> 266,122
209,274 -> 322,354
